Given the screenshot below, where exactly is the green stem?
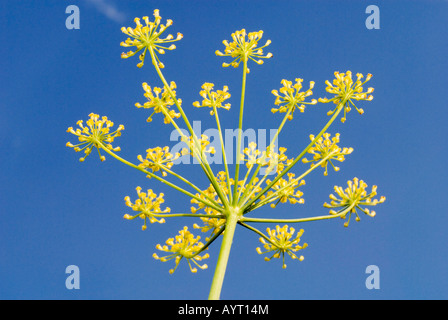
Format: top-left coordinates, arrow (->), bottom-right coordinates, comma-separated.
241,100 -> 346,212
126,212 -> 224,220
158,163 -> 219,207
151,213 -> 225,219
237,164 -> 261,206
159,108 -> 227,207
244,151 -> 337,213
149,47 -> 229,209
267,107 -> 291,151
191,226 -> 225,258
212,104 -> 233,203
232,58 -> 248,205
240,203 -> 356,224
237,163 -> 253,200
238,221 -> 273,244
160,107 -> 206,166
237,109 -> 291,207
208,209 -> 240,300
98,143 -> 223,213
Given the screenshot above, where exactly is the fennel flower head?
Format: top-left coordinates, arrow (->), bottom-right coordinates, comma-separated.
324,178 -> 386,227
216,29 -> 273,73
66,113 -> 124,162
319,71 -> 374,123
121,9 -> 183,68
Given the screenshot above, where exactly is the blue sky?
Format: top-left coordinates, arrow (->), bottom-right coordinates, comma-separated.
0,0 -> 447,300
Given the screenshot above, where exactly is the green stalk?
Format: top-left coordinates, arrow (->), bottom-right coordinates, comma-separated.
232,58 -> 248,205
128,212 -> 225,219
208,209 -> 240,300
212,104 -> 233,203
237,163 -> 254,199
237,108 -> 291,207
243,150 -> 337,213
158,164 -> 219,207
240,202 -> 356,224
191,226 -> 225,258
157,107 -> 222,206
98,143 -> 223,212
266,107 -> 292,151
238,222 -> 273,244
149,47 -> 229,209
241,100 -> 346,212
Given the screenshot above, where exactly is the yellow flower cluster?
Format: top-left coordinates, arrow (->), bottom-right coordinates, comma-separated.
319,71 -> 374,123
193,213 -> 226,239
271,79 -> 317,120
137,146 -> 180,177
124,187 -> 170,231
324,178 -> 386,227
120,10 -> 183,68
191,172 -> 229,236
180,134 -> 216,158
256,225 -> 308,269
65,9 -> 387,286
193,83 -> 231,115
153,227 -> 209,274
265,146 -> 294,175
266,173 -> 305,208
215,29 -> 272,73
66,113 -> 124,162
242,143 -> 293,175
242,142 -> 269,167
135,82 -> 181,124
302,133 -> 353,176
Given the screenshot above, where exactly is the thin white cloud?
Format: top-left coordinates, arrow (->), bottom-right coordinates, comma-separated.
85,0 -> 127,24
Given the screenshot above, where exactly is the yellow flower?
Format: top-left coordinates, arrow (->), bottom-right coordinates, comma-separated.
193,83 -> 231,115
153,227 -> 209,274
266,173 -> 305,208
191,171 -> 229,216
324,178 -> 386,227
135,82 -> 181,124
302,133 -> 353,176
265,146 -> 294,175
319,71 -> 374,123
215,29 -> 272,73
191,172 -> 229,232
190,185 -> 223,216
256,226 -> 308,269
66,113 -> 124,162
191,199 -> 226,239
271,79 -> 317,120
120,10 -> 183,68
242,142 -> 268,167
193,212 -> 226,239
242,143 -> 293,175
123,187 -> 170,230
137,146 -> 180,177
181,134 -> 216,158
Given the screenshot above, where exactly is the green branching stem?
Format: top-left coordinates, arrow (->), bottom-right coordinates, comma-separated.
236,108 -> 292,207
158,163 -> 219,206
126,212 -> 225,220
232,58 -> 248,205
149,47 -> 230,209
241,99 -> 347,213
240,202 -> 356,224
191,226 -> 226,258
98,142 -> 223,213
212,103 -> 233,203
243,150 -> 338,213
208,209 -> 240,300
